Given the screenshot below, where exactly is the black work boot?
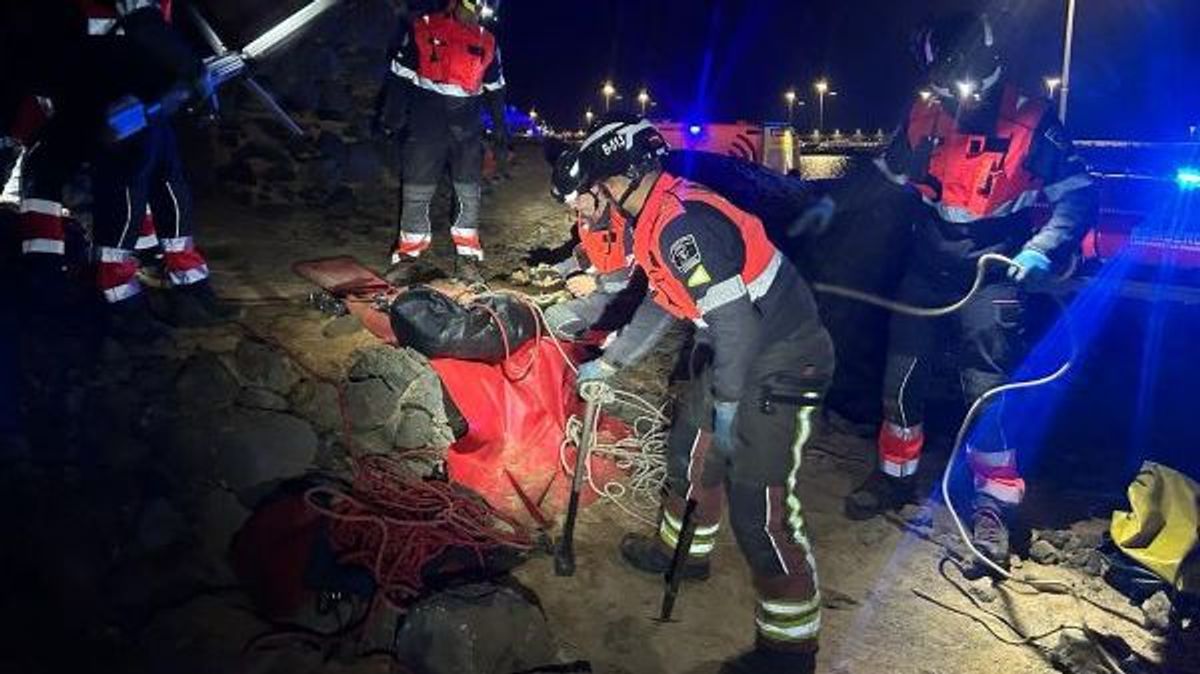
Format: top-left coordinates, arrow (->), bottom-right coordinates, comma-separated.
107,294 -> 173,346
619,533 -> 710,580
720,647 -> 816,674
844,471 -> 917,521
169,280 -> 241,327
384,253 -> 418,286
453,255 -> 485,285
971,494 -> 1013,573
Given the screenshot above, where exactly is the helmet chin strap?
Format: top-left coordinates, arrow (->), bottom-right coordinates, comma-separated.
608,174 -> 646,223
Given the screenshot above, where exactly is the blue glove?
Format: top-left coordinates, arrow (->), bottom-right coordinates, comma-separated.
1007,248 -> 1052,285
712,401 -> 738,456
576,358 -> 617,391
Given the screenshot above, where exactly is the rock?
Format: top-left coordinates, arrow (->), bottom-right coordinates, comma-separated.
195,488 -> 251,582
176,353 -> 240,414
855,520 -> 891,547
966,578 -> 998,604
1029,539 -> 1061,565
1048,634 -> 1111,674
304,157 -> 343,188
1141,590 -> 1173,633
348,346 -> 431,390
140,595 -> 272,674
322,314 -> 364,338
394,583 -> 558,674
138,498 -> 188,552
237,387 -> 291,412
214,410 -> 318,493
391,407 -> 437,450
290,380 -> 344,433
345,378 -> 398,431
233,140 -> 291,166
1037,529 -> 1073,550
235,339 -> 302,395
317,82 -> 354,121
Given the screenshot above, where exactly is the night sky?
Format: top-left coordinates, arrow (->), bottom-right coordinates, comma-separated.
499,0 -> 1200,141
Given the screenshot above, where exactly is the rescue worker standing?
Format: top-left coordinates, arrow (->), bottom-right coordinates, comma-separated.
844,13 -> 1098,567
544,149 -> 636,339
378,0 -> 505,284
556,114 -> 834,673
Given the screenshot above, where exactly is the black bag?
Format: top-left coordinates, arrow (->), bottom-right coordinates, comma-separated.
389,285 -> 539,364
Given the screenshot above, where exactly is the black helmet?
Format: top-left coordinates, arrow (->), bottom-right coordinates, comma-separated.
550,113 -> 669,205
914,13 -> 1002,101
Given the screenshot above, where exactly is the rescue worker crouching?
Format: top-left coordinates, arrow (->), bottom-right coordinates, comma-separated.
555,114 -> 834,674
542,148 -> 636,340
844,13 -> 1098,569
377,0 -> 505,285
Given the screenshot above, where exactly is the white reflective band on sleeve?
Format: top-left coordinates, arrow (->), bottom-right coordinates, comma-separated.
927,188 -> 1041,223
455,246 -> 484,260
391,61 -> 478,98
135,234 -> 160,251
745,251 -> 783,301
98,246 -> 134,263
874,156 -> 910,186
755,614 -> 821,641
881,457 -> 920,478
22,239 -> 66,255
88,18 -> 120,35
103,280 -> 142,303
1042,172 -> 1094,202
19,199 -> 63,216
169,265 -> 210,286
695,276 -> 748,314
160,236 -> 193,253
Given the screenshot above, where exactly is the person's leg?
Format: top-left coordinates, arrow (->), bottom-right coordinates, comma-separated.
620,345 -> 725,577
724,328 -> 833,670
447,105 -> 484,264
958,280 -> 1030,567
845,269 -> 943,519
393,100 -> 448,266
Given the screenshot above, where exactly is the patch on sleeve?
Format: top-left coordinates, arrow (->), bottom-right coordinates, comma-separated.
687,264 -> 712,288
668,235 -> 702,274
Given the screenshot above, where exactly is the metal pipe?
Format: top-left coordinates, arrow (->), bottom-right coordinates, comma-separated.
1059,0 -> 1077,122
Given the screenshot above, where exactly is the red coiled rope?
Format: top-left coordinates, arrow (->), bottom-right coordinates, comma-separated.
305,454 -> 533,612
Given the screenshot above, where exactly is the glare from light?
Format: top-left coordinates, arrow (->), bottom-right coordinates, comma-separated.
814,80 -> 829,94
602,82 -> 616,97
529,108 -> 538,120
784,90 -> 797,103
919,90 -> 933,102
1177,168 -> 1200,190
688,124 -> 703,136
956,80 -> 977,99
480,5 -> 494,19
638,90 -> 650,104
1045,76 -> 1062,95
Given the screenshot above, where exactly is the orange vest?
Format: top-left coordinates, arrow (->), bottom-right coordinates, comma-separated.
907,86 -> 1047,222
632,173 -> 779,321
412,13 -> 496,96
578,206 -> 630,275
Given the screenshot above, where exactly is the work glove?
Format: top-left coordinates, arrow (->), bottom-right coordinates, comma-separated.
565,273 -> 598,298
1007,248 -> 1052,285
788,195 -> 837,238
712,401 -> 739,456
576,358 -> 617,391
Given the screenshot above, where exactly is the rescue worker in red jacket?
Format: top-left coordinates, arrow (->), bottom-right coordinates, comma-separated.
377,0 -> 505,284
543,150 -> 636,339
844,13 -> 1098,567
556,114 -> 834,674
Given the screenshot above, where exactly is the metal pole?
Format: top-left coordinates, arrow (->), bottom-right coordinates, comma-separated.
1059,0 -> 1077,122
818,93 -> 825,134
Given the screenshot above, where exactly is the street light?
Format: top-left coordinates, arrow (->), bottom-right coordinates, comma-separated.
1059,0 -> 1077,122
602,81 -> 616,112
638,89 -> 650,116
529,108 -> 538,121
814,80 -> 830,134
784,89 -> 797,125
585,109 -> 594,127
919,90 -> 933,103
1045,76 -> 1062,100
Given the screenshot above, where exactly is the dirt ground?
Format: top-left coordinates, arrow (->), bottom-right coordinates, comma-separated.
187,142 -> 1194,674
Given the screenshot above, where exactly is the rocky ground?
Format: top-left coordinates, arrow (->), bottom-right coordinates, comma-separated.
2,1 -> 1198,673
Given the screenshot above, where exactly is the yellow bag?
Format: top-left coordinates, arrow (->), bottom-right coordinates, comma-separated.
1110,461 -> 1200,594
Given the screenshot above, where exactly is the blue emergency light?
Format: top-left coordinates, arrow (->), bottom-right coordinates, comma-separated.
1177,167 -> 1200,190
688,124 -> 703,136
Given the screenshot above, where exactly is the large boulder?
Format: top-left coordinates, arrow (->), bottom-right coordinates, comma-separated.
290,379 -> 344,433
394,583 -> 559,674
176,352 -> 240,414
212,410 -> 319,493
234,339 -> 302,395
346,346 -> 455,452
